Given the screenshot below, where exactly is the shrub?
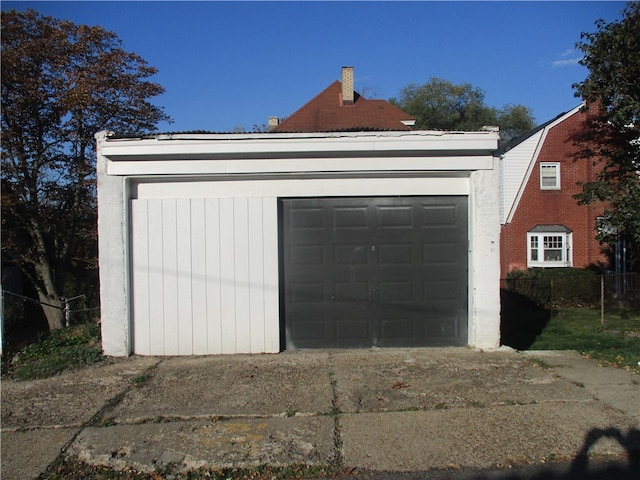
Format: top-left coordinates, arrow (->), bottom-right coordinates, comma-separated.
505,268 -> 601,308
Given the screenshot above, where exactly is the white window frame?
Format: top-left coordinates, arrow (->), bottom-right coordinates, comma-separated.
527,231 -> 572,268
540,162 -> 560,190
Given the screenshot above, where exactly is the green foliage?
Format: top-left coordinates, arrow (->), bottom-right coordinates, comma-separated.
530,308 -> 640,372
572,3 -> 640,268
505,268 -> 601,308
390,77 -> 535,144
10,323 -> 103,380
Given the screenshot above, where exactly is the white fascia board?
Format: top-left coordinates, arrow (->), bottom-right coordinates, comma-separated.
98,130 -> 499,163
106,155 -> 496,176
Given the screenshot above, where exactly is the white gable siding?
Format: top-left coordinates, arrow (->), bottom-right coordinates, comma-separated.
501,130 -> 544,224
501,104 -> 585,225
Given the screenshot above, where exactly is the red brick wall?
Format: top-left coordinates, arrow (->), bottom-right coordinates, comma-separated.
500,108 -> 608,278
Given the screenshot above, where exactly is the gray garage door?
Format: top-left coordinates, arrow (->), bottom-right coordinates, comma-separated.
281,196 -> 468,349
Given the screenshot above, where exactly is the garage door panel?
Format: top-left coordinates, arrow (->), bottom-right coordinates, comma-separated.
378,243 -> 414,264
334,244 -> 368,265
334,282 -> 369,302
289,207 -> 324,229
380,318 -> 414,340
335,318 -> 370,343
376,205 -> 413,229
290,245 -> 324,265
334,207 -> 368,228
289,318 -> 326,341
282,196 -> 467,348
289,282 -> 325,303
422,242 -> 463,265
421,205 -> 459,226
378,281 -> 414,302
423,280 -> 459,301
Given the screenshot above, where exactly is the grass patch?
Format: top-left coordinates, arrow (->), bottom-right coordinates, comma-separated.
529,308 -> 640,372
131,372 -> 152,385
8,323 -> 103,380
527,356 -> 552,370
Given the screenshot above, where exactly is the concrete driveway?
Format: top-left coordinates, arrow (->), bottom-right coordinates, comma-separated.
1,348 -> 639,479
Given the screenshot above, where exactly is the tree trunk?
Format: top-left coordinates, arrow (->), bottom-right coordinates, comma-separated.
36,291 -> 65,331
34,258 -> 66,332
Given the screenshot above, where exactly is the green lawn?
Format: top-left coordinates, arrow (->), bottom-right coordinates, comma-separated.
528,308 -> 640,372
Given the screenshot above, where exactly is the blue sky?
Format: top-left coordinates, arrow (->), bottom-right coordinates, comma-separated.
3,1 -> 627,132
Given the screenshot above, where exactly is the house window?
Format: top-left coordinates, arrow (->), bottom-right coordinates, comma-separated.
527,226 -> 572,267
540,162 -> 560,190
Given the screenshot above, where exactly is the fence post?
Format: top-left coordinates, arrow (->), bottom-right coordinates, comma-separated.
63,298 -> 70,328
600,275 -> 605,325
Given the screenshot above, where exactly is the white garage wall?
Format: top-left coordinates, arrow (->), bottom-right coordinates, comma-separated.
127,176 -> 474,355
97,131 -> 501,356
130,196 -> 279,355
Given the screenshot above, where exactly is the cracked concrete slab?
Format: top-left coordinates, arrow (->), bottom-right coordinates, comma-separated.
109,353 -> 334,423
340,402 -> 636,472
67,416 -> 335,473
1,428 -> 77,480
330,348 -> 592,413
1,357 -> 159,429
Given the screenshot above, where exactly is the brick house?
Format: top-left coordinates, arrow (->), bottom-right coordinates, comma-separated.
500,103 -> 608,278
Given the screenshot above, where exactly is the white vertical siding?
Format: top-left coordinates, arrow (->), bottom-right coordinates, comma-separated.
176,198 -> 193,354
204,199 -> 223,353
248,197 -> 265,352
130,196 -> 280,355
131,200 -> 150,355
190,199 -> 208,354
501,130 -> 543,224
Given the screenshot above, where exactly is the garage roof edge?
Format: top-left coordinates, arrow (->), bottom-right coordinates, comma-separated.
96,130 -> 499,161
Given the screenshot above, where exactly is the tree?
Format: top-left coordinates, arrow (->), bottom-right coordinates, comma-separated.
572,2 -> 640,268
1,9 -> 171,331
390,77 -> 535,144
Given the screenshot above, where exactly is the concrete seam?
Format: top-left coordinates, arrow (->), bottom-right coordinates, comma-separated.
328,353 -> 344,468
38,358 -> 165,476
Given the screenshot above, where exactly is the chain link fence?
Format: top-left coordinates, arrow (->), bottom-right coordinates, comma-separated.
501,272 -> 640,318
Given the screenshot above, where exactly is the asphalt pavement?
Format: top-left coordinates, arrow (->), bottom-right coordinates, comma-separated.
1,348 -> 639,479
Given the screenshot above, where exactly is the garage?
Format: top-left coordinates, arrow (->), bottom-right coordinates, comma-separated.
282,196 -> 468,348
96,130 -> 501,356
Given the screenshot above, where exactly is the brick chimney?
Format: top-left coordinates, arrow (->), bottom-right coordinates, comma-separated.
268,116 -> 280,131
341,66 -> 354,105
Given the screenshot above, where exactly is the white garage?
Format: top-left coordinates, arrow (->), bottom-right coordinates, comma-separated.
96,130 -> 501,356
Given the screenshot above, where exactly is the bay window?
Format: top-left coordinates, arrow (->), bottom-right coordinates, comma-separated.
527,225 -> 572,267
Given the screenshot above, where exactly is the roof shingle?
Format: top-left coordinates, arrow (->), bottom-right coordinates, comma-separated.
271,80 -> 414,133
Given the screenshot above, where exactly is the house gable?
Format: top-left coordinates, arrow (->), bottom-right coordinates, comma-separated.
270,68 -> 414,133
500,103 -> 608,275
501,104 -> 583,224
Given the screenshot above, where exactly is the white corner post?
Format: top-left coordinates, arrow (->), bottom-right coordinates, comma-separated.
96,132 -> 131,356
468,156 -> 502,349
